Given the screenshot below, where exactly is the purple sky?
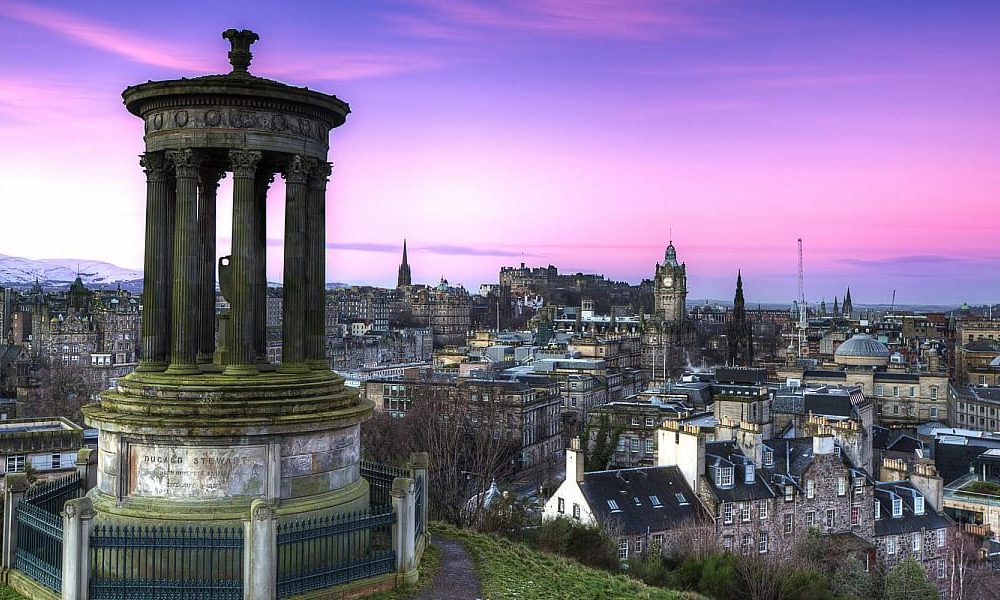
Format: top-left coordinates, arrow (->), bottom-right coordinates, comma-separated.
1,1 -> 999,304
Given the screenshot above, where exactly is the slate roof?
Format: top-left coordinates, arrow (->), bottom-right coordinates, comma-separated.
803,391 -> 854,418
873,372 -> 920,383
580,466 -> 701,535
803,369 -> 847,380
873,481 -> 952,536
703,441 -> 777,502
714,367 -> 768,385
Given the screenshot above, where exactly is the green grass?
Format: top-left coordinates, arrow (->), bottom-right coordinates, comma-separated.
433,523 -> 706,600
0,585 -> 28,600
366,541 -> 442,599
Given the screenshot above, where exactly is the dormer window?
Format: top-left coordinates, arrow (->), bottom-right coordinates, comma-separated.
892,496 -> 902,518
745,464 -> 755,484
633,496 -> 642,506
875,499 -> 881,520
764,450 -> 774,467
716,466 -> 734,488
914,495 -> 925,515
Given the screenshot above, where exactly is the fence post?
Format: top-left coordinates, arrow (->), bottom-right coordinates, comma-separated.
409,452 -> 428,538
75,448 -> 97,492
1,472 -> 28,569
391,477 -> 417,585
244,499 -> 276,600
61,495 -> 94,600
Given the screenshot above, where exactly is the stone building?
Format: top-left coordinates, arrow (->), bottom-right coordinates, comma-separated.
587,398 -> 698,469
949,384 -> 1000,432
407,279 -> 471,347
0,417 -> 84,476
954,319 -> 1000,385
873,479 -> 954,589
642,241 -> 695,381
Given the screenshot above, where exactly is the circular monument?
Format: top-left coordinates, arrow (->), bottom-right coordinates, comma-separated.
83,30 -> 372,524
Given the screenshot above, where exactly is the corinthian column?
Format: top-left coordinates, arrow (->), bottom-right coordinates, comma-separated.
137,152 -> 171,372
165,149 -> 204,376
306,162 -> 332,370
225,149 -> 263,376
197,167 -> 225,364
278,155 -> 313,373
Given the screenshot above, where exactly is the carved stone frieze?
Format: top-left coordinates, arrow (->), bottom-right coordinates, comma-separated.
145,108 -> 328,141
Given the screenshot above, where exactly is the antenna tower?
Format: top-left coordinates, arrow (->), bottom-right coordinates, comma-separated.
797,238 -> 807,358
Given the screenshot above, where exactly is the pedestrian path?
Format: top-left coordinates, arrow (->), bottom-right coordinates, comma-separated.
412,535 -> 482,600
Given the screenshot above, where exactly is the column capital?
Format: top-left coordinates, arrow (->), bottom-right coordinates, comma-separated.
308,161 -> 332,187
199,167 -> 227,188
229,149 -> 263,178
139,152 -> 169,182
282,154 -> 315,185
165,148 -> 204,179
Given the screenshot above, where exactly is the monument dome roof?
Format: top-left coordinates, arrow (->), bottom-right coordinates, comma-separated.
835,334 -> 890,361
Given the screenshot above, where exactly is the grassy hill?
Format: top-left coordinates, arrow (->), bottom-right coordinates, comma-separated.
435,524 -> 705,600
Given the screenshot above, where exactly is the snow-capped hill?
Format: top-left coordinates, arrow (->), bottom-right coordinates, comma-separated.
0,253 -> 143,288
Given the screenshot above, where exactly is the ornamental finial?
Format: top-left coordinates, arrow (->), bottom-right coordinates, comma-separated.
222,29 -> 259,75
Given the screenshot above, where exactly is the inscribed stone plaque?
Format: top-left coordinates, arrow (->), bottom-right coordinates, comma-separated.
128,444 -> 268,498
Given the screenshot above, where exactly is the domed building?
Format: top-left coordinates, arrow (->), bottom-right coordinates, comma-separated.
834,334 -> 891,367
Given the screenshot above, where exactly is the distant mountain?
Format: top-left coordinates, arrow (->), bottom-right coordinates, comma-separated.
0,253 -> 143,290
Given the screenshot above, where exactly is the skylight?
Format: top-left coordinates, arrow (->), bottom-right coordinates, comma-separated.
675,493 -> 689,505
607,499 -> 620,511
649,495 -> 662,507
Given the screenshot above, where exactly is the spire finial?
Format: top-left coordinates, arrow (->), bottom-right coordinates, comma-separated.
222,29 -> 259,75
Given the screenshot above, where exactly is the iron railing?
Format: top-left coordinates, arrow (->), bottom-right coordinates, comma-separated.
15,501 -> 63,592
24,471 -> 82,515
361,461 -> 407,509
13,470 -> 82,592
414,474 -> 424,535
275,508 -> 395,598
89,524 -> 244,600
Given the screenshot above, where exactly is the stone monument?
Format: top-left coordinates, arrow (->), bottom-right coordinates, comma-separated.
83,29 -> 372,525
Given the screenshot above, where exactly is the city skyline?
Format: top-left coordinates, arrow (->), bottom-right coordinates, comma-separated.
1,1 -> 998,303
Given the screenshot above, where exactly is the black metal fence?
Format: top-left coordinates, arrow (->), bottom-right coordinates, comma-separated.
89,524 -> 244,600
361,460 -> 407,509
15,501 -> 63,592
275,508 -> 395,598
414,474 -> 424,535
14,471 -> 83,593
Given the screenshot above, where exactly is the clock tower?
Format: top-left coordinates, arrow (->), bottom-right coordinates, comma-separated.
654,241 -> 687,322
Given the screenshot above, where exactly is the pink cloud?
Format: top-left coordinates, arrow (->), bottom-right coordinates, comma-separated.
257,51 -> 445,81
4,1 -> 214,72
397,0 -> 712,40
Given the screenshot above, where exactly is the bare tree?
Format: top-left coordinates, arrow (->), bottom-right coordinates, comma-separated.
19,360 -> 98,422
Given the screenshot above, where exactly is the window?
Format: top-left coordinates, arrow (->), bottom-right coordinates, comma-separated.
875,500 -> 881,520
635,537 -> 643,554
675,493 -> 689,506
6,455 -> 25,473
937,529 -> 946,548
826,509 -> 835,529
607,499 -> 620,511
716,466 -> 734,488
645,439 -> 654,454
741,503 -> 751,522
631,416 -> 641,426
764,450 -> 773,467
573,503 -> 581,519
651,534 -> 663,553
649,495 -> 662,507
930,386 -> 938,400
892,497 -> 902,518
937,559 -> 945,579
634,496 -> 642,506
805,511 -> 815,528
723,503 -> 733,524
909,387 -> 915,397
745,463 -> 755,484
914,495 -> 925,515
557,497 -> 565,514
784,485 -> 793,502
723,536 -> 734,550
645,417 -> 655,427
619,538 -> 628,561
887,535 -> 896,555
893,386 -> 899,397
893,405 -> 899,415
851,505 -> 861,526
630,438 -> 639,453
617,438 -> 626,452
741,534 -> 752,553
930,407 -> 938,419
837,477 -> 846,496
876,384 -> 884,396
758,532 -> 768,554
784,513 -> 794,535
759,501 -> 768,520
51,453 -> 61,470
806,480 -> 815,499
913,532 -> 921,553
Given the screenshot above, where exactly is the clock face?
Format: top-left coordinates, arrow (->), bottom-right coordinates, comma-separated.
662,276 -> 673,287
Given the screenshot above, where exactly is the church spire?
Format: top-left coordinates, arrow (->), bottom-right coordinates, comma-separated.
396,239 -> 412,288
